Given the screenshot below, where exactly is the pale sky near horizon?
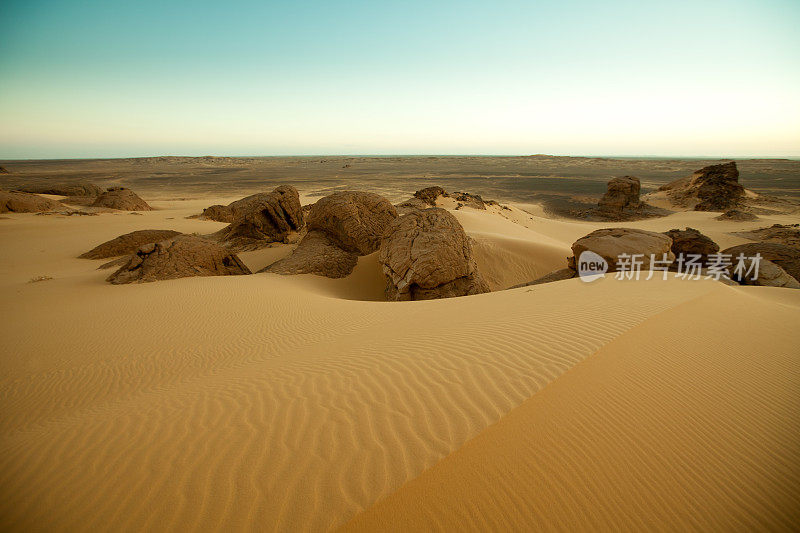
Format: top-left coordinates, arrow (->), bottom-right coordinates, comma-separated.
1,0 -> 799,159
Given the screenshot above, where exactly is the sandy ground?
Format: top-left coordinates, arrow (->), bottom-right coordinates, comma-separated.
1,191 -> 798,531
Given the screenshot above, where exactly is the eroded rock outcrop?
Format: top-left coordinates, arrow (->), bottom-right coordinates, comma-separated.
732,224 -> 800,249
107,235 -> 250,284
91,187 -> 152,211
306,191 -> 397,254
728,257 -> 799,289
201,191 -> 295,223
379,208 -> 489,300
721,243 -> 800,283
716,209 -> 758,221
570,228 -> 675,271
597,176 -> 641,217
262,231 -> 358,278
79,229 -> 183,259
663,228 -> 719,261
18,182 -> 103,198
413,186 -> 447,206
216,185 -> 304,250
0,190 -> 62,213
658,162 -> 744,211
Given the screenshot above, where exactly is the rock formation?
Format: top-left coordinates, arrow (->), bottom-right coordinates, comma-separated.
18,182 -> 103,198
663,228 -> 720,261
215,185 -> 304,250
716,209 -> 758,221
721,243 -> 800,283
91,187 -> 152,211
306,191 -> 397,254
658,161 -> 744,211
79,229 -> 183,259
732,224 -> 800,248
570,228 -> 675,271
262,231 -> 358,278
107,235 -> 251,284
378,208 -> 489,300
728,257 -> 799,289
0,190 -> 62,213
201,191 -> 296,223
597,176 -> 641,217
413,186 -> 447,206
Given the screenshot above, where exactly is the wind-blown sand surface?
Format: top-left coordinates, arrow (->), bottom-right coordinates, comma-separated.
1,192 -> 798,531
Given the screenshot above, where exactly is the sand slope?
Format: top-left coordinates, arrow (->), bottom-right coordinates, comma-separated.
1,195 -> 798,531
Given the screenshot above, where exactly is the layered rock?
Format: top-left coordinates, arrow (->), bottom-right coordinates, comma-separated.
663,228 -> 719,262
79,229 -> 183,259
721,243 -> 800,283
597,176 -> 641,217
570,228 -> 675,271
413,186 -> 447,206
91,187 -> 152,211
378,208 -> 489,300
306,191 -> 397,254
216,185 -> 304,250
18,181 -> 103,197
107,235 -> 250,284
658,161 -> 744,211
0,190 -> 62,213
201,191 -> 294,223
262,231 -> 358,278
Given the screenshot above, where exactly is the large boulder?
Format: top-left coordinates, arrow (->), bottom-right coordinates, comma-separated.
107,235 -> 251,284
201,191 -> 293,223
307,191 -> 397,254
659,162 -> 744,211
721,243 -> 800,283
378,208 -> 489,300
663,227 -> 719,261
79,229 -> 183,259
570,228 -> 675,271
0,190 -> 62,213
216,185 -> 304,250
18,181 -> 103,197
262,231 -> 358,278
597,176 -> 641,216
91,187 -> 152,211
729,257 -> 799,289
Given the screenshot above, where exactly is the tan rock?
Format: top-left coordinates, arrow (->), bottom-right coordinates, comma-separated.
307,191 -> 397,255
0,190 -> 62,213
107,235 -> 250,284
91,187 -> 152,211
262,231 -> 358,278
379,208 -> 489,300
216,185 -> 304,251
79,229 -> 183,259
571,228 -> 675,271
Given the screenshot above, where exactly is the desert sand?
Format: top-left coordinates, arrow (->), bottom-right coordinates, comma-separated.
1,160 -> 799,531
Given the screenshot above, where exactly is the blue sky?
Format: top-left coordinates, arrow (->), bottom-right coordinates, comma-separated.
1,0 -> 799,158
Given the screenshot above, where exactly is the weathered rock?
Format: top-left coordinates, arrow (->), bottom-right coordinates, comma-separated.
262,231 -> 358,278
659,162 -> 744,211
729,257 -> 800,289
395,197 -> 429,214
571,228 -> 675,271
18,181 -> 103,197
721,243 -> 800,283
0,166 -> 9,174
79,229 -> 183,259
201,204 -> 234,222
0,190 -> 62,213
107,235 -> 251,284
663,227 -> 719,261
413,186 -> 447,206
379,208 -> 489,300
202,191 -> 295,223
307,191 -> 397,255
732,224 -> 800,249
91,187 -> 152,211
511,268 -> 577,288
216,185 -> 304,250
597,176 -> 641,216
716,209 -> 758,221
452,191 -> 486,210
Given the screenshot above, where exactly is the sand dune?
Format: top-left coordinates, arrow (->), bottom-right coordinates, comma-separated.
1,193 -> 798,531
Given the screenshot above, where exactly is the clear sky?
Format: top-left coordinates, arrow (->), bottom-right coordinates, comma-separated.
1,0 -> 799,159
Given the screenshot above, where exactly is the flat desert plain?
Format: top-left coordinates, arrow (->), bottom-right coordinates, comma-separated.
1,156 -> 799,531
